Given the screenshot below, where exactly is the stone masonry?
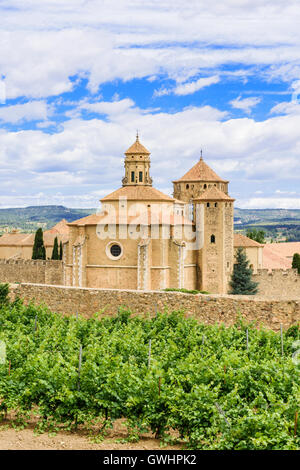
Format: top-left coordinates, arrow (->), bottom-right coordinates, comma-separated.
8,282 -> 300,331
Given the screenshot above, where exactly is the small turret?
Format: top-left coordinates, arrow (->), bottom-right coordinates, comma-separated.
122,133 -> 153,186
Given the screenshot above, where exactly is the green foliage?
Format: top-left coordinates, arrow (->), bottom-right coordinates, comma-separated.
246,229 -> 265,244
0,283 -> 9,307
32,228 -> 46,260
292,253 -> 300,274
0,301 -> 299,449
230,248 -> 259,295
163,288 -> 209,295
59,241 -> 63,260
51,237 -> 59,260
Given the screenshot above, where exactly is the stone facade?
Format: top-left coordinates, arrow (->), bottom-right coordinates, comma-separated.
8,283 -> 300,331
253,268 -> 300,299
0,259 -> 63,285
64,138 -> 235,294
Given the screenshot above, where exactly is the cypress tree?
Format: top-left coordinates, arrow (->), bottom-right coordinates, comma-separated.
59,241 -> 63,260
32,228 -> 46,260
51,236 -> 59,260
230,247 -> 258,295
292,253 -> 300,274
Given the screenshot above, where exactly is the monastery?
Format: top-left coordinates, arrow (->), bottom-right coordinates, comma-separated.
63,136 -> 258,294
0,135 -> 298,295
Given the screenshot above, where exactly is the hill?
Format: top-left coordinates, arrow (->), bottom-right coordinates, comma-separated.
0,205 -> 299,241
0,205 -> 95,233
234,208 -> 300,241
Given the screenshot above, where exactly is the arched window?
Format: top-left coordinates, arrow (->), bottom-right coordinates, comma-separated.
211,234 -> 216,244
139,171 -> 143,182
204,184 -> 207,189
131,171 -> 135,182
215,202 -> 218,207
186,184 -> 189,189
207,202 -> 210,208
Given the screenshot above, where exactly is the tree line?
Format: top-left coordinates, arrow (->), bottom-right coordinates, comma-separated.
32,228 -> 63,260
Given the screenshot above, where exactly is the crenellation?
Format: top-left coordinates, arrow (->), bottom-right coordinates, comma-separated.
0,259 -> 63,285
253,268 -> 300,298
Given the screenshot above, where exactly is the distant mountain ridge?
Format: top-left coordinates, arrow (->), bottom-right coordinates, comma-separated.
0,206 -> 299,240
234,208 -> 300,225
0,205 -> 95,232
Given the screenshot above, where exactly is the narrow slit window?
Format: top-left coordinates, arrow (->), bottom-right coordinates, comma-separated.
139,171 -> 143,182
131,171 -> 135,182
211,234 -> 216,243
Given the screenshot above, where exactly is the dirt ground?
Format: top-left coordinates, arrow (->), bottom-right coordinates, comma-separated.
0,417 -> 183,450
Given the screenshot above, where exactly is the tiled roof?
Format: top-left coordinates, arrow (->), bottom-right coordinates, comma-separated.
263,242 -> 300,270
68,209 -> 194,227
234,233 -> 264,248
125,137 -> 150,155
46,219 -> 69,235
173,158 -> 228,183
101,185 -> 175,202
0,231 -> 68,247
0,233 -> 33,246
194,186 -> 235,201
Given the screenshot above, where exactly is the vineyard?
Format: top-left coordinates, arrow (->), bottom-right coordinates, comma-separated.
0,286 -> 299,450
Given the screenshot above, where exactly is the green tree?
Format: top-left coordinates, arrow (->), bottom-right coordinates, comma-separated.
0,283 -> 9,307
292,253 -> 300,274
230,247 -> 258,295
32,228 -> 46,260
51,236 -> 59,260
246,228 -> 265,244
59,241 -> 63,260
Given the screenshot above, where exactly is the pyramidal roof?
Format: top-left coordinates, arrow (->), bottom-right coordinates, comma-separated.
194,186 -> 235,201
125,135 -> 150,155
174,157 -> 227,183
101,185 -> 175,202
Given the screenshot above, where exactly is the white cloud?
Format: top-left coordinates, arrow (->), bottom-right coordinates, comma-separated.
230,96 -> 261,114
0,99 -> 300,208
0,2 -> 300,98
270,101 -> 300,115
80,98 -> 135,116
238,198 -> 300,209
155,75 -> 220,97
0,101 -> 50,123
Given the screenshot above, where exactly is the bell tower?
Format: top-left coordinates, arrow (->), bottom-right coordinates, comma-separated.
122,133 -> 153,186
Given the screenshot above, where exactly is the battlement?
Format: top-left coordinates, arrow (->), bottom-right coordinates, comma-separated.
253,268 -> 299,298
0,258 -> 63,285
0,259 -> 62,266
254,268 -> 299,278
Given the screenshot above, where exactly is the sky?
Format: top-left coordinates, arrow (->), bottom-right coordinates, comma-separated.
0,0 -> 300,210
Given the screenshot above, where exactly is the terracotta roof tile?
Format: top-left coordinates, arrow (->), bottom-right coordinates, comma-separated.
173,158 -> 228,183
194,186 -> 235,201
101,185 -> 175,202
263,242 -> 300,270
69,209 -> 194,227
0,232 -> 68,247
45,219 -> 69,236
125,137 -> 150,155
234,233 -> 264,247
263,246 -> 292,270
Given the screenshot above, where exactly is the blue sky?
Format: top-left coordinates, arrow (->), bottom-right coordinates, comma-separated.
0,0 -> 300,209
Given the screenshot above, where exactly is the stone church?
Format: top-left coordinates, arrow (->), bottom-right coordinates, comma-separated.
64,135 -> 237,294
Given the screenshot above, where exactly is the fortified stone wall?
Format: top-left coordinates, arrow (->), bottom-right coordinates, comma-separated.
0,259 -> 63,285
8,282 -> 300,331
253,268 -> 300,299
